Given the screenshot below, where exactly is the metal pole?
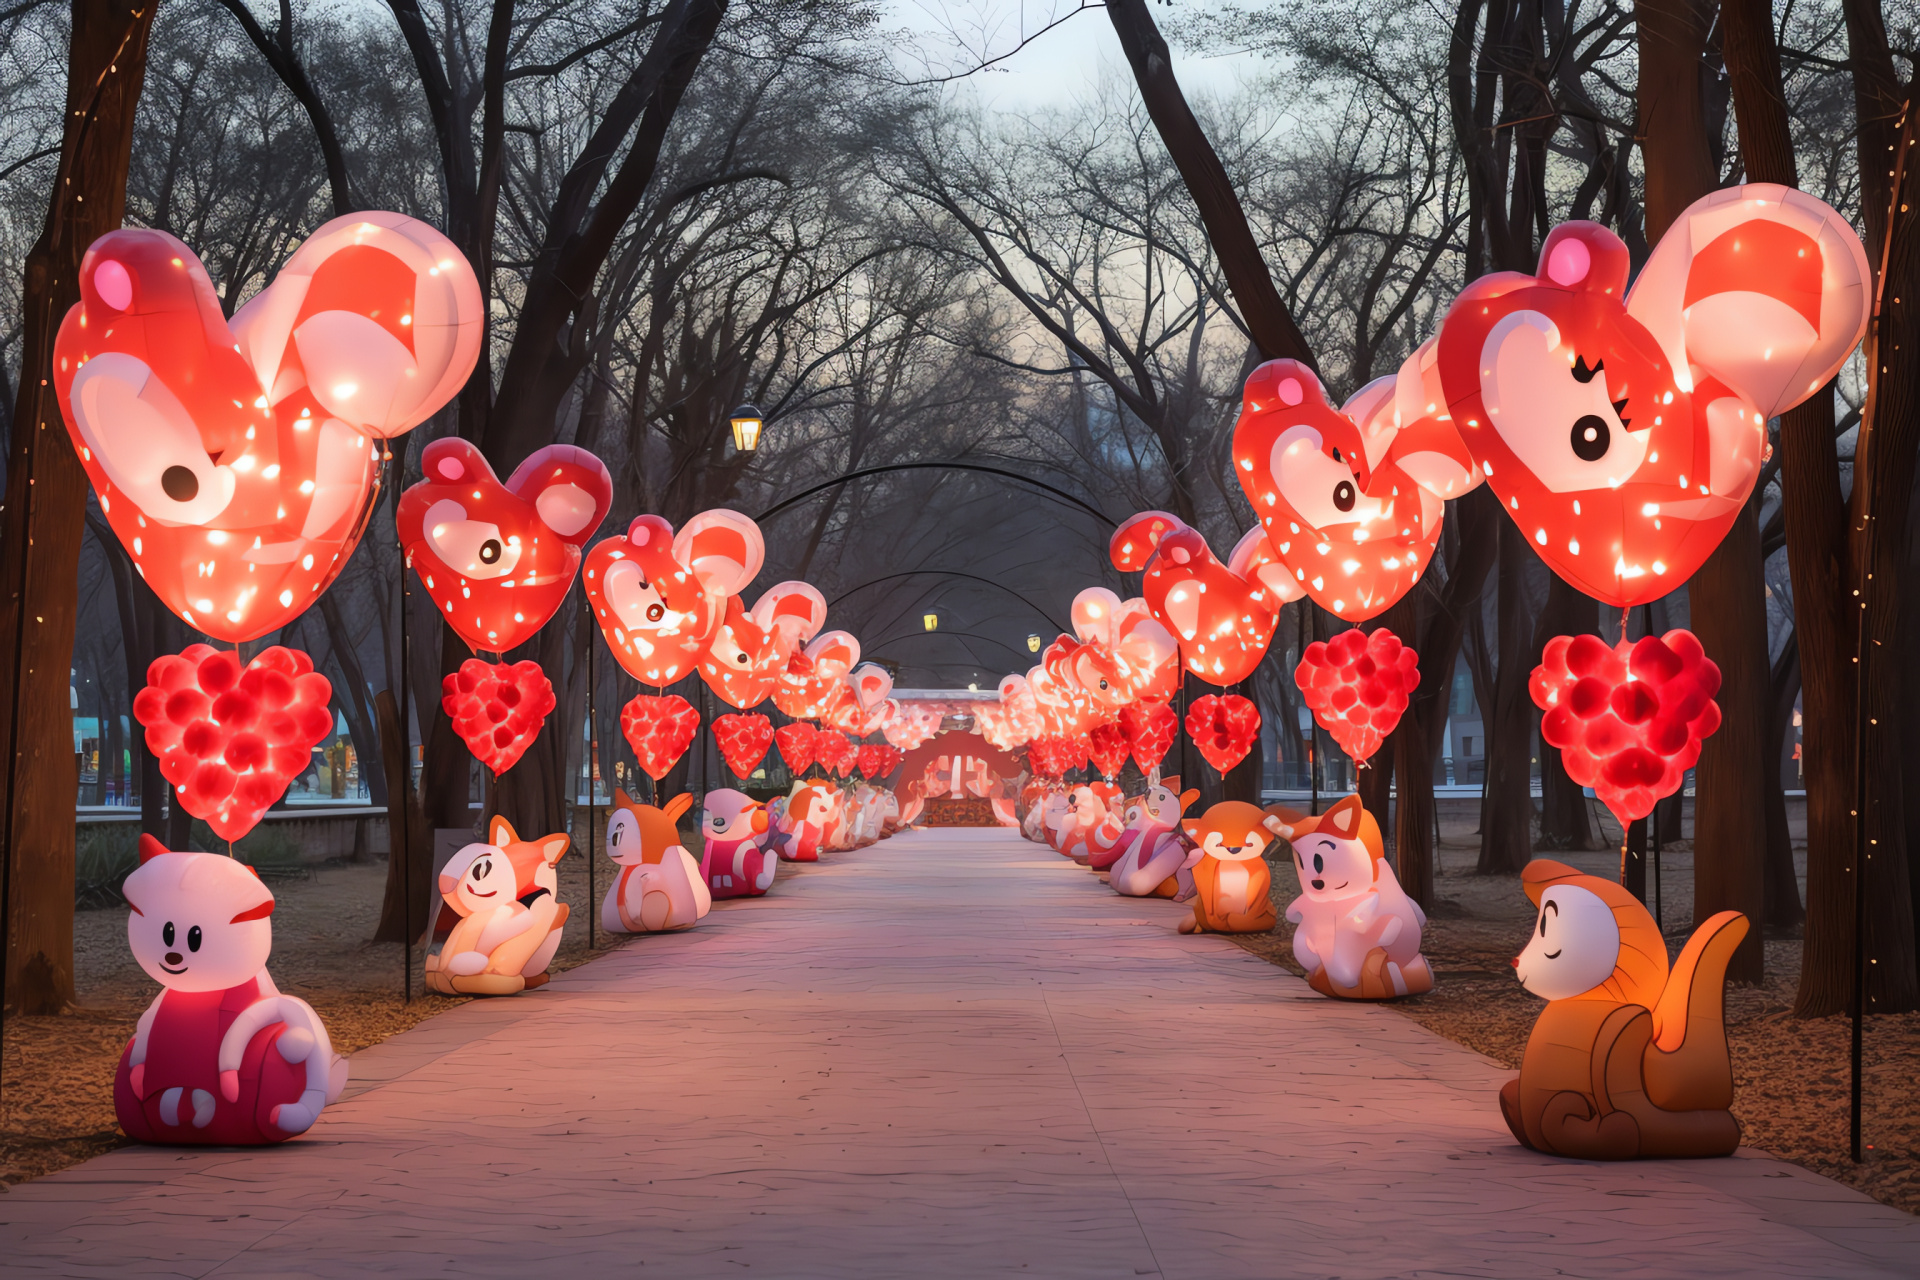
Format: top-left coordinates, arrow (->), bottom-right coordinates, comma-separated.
1308,605 -> 1321,815
585,584 -> 596,951
395,454 -> 413,1005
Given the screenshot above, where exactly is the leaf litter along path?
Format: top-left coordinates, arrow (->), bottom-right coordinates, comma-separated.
3,829 -> 1918,1279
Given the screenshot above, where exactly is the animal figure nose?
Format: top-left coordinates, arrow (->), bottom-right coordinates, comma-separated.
165,952 -> 183,965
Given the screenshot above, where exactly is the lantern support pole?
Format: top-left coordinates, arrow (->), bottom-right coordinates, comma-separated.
394,454 -> 413,1005
586,582 -> 596,952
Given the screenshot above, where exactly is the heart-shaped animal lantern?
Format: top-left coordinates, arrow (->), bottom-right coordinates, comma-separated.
1119,699 -> 1178,773
1233,360 -> 1444,622
1533,630 -> 1722,827
1086,721 -> 1130,780
849,663 -> 894,714
1295,627 -> 1420,765
699,598 -> 781,710
440,658 -> 556,774
778,630 -> 859,720
400,439 -> 611,654
586,510 -> 764,687
1110,512 -> 1283,685
713,713 -> 774,779
1029,657 -> 1099,738
775,721 -> 819,774
814,729 -> 856,777
133,645 -> 334,840
1437,185 -> 1868,606
1185,694 -> 1262,774
884,703 -> 942,750
753,581 -> 829,664
857,744 -> 891,778
997,675 -> 1043,742
56,214 -> 482,641
973,702 -> 1017,751
860,698 -> 900,738
619,693 -> 701,779
1069,589 -> 1180,708
1383,337 -> 1482,502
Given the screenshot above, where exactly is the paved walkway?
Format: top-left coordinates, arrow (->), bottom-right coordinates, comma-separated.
5,829 -> 1918,1278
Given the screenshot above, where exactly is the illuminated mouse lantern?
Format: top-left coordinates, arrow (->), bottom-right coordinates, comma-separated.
1437,184 -> 1869,605
1232,359 -> 1442,621
1062,588 -> 1180,711
115,838 -> 347,1145
709,580 -> 828,711
399,438 -> 611,654
1110,511 -> 1286,685
585,509 -> 764,688
55,213 -> 482,640
1503,859 -> 1746,1159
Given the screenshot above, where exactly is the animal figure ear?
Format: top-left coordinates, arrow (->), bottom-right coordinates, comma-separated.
538,833 -> 570,865
1109,510 -> 1185,572
614,786 -> 634,811
1324,795 -> 1364,837
137,833 -> 169,864
230,895 -> 274,923
489,814 -> 518,848
502,443 -> 612,543
673,509 -> 764,597
1535,221 -> 1630,295
664,793 -> 694,822
1179,788 -> 1201,813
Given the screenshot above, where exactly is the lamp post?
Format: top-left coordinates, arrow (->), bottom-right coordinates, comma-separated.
729,403 -> 763,453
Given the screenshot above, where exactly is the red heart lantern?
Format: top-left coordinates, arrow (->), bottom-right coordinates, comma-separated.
400,439 -> 610,654
1086,721 -> 1130,780
713,713 -> 774,780
619,693 -> 700,780
814,730 -> 856,777
775,722 -> 819,774
1119,699 -> 1178,773
1294,627 -> 1419,765
1111,512 -> 1284,686
55,215 -> 482,641
1184,694 -> 1261,775
1025,736 -> 1058,778
857,744 -> 889,778
133,645 -> 334,841
1533,629 -> 1722,827
1232,360 -> 1443,622
586,510 -> 764,687
1436,187 -> 1868,606
440,658 -> 556,774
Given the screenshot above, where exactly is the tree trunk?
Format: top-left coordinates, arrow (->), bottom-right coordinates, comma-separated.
0,0 -> 159,1014
1765,635 -> 1806,934
373,689 -> 431,945
1535,577 -> 1601,851
1478,520 -> 1537,874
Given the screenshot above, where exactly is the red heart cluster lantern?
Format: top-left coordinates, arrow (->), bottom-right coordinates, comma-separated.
55,214 -> 482,641
775,722 -> 818,774
1532,630 -> 1721,826
814,730 -> 856,777
1087,721 -> 1130,780
400,439 -> 610,654
856,744 -> 889,778
440,658 -> 556,774
1110,511 -> 1285,685
1120,699 -> 1178,773
586,510 -> 764,687
713,713 -> 774,779
1436,186 -> 1868,606
133,645 -> 334,840
1232,360 -> 1443,621
1184,694 -> 1261,774
1295,628 -> 1419,765
620,693 -> 700,780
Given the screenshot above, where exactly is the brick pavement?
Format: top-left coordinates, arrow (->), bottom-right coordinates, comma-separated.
3,828 -> 1917,1278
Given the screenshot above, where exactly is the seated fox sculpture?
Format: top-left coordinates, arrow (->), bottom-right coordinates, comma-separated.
1177,801 -> 1278,935
600,789 -> 710,934
1266,795 -> 1433,999
115,837 -> 347,1145
1502,859 -> 1747,1160
427,817 -> 571,996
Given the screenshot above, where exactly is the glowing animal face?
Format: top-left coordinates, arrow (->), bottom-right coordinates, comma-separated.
1515,883 -> 1621,1000
125,846 -> 274,994
1287,828 -> 1376,903
704,789 -> 769,840
441,843 -> 520,916
1110,512 -> 1279,686
586,510 -> 764,688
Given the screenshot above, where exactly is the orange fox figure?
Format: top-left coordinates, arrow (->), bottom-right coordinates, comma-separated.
1176,802 -> 1278,935
1500,859 -> 1746,1160
1267,795 -> 1432,999
600,790 -> 710,934
426,816 -> 571,996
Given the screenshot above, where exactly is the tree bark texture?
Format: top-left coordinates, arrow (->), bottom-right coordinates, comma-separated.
0,0 -> 159,1014
1478,519 -> 1538,874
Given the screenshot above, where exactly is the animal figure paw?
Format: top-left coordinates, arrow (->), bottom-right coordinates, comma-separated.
129,1063 -> 145,1097
191,1088 -> 216,1128
270,1089 -> 327,1134
276,1026 -> 316,1065
220,1068 -> 241,1103
446,950 -> 489,977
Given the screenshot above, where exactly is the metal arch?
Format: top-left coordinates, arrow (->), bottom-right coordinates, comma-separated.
827,570 -> 1071,637
755,462 -> 1116,528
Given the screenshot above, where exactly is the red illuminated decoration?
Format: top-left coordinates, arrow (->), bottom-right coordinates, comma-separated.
1184,694 -> 1261,775
441,659 -> 556,774
134,645 -> 334,841
619,693 -> 701,780
1086,721 -> 1130,780
1436,185 -> 1869,606
1232,360 -> 1443,620
813,729 -> 856,777
1064,588 -> 1180,709
1119,699 -> 1177,774
1531,630 -> 1721,827
885,703 -> 943,751
55,214 -> 482,641
712,713 -> 774,779
777,630 -> 859,720
1110,511 -> 1284,685
714,580 -> 829,711
1295,628 -> 1420,766
857,744 -> 889,778
586,510 -> 764,687
775,722 -> 818,775
400,439 -> 611,654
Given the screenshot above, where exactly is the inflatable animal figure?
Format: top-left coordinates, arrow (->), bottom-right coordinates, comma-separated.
858,785 -> 886,845
1059,782 -> 1125,865
1177,802 -> 1278,935
114,838 -> 347,1145
776,779 -> 836,861
427,817 -> 572,995
880,789 -> 901,836
1108,779 -> 1199,898
1042,790 -> 1077,853
1087,788 -> 1146,873
1267,796 -> 1433,999
704,788 -> 776,899
1020,783 -> 1053,841
599,790 -> 710,934
1500,859 -> 1747,1160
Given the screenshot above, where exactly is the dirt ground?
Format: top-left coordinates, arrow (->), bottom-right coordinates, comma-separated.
1227,799 -> 1920,1217
0,835 -> 822,1188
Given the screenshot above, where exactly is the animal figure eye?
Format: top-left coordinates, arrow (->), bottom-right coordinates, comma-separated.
647,604 -> 665,622
471,857 -> 491,881
1572,355 -> 1604,384
187,926 -> 202,952
1333,480 -> 1355,512
478,538 -> 503,565
163,921 -> 175,946
1571,416 -> 1610,462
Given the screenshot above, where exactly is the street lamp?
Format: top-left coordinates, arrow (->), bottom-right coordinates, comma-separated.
729,403 -> 763,453
923,612 -> 939,632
